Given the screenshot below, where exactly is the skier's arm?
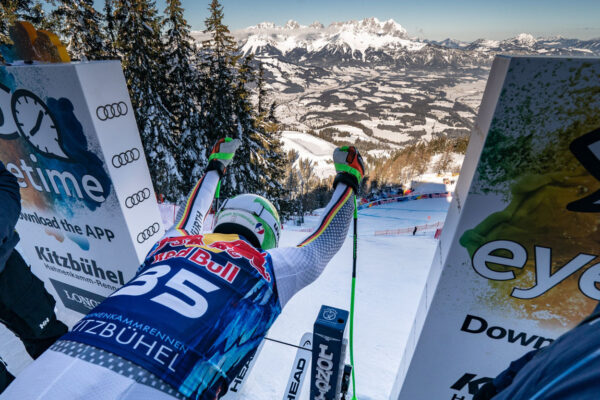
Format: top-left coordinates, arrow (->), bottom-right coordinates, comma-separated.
165,138 -> 240,237
268,146 -> 364,307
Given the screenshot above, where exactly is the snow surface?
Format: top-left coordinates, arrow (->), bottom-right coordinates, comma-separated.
321,124 -> 378,143
243,197 -> 450,399
443,78 -> 489,110
0,197 -> 451,399
280,130 -> 338,178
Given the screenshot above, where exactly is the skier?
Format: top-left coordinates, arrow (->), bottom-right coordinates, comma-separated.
1,139 -> 365,400
0,161 -> 68,393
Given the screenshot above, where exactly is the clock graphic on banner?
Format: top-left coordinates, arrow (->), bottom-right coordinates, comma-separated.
11,89 -> 69,160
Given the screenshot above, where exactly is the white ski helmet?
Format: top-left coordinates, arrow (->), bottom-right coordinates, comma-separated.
213,194 -> 281,250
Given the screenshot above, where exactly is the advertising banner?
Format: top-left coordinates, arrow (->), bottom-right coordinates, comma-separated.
0,61 -> 163,325
392,56 -> 600,399
358,192 -> 451,210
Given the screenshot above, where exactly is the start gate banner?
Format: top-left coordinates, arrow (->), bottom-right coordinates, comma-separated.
0,61 -> 164,325
392,56 -> 600,400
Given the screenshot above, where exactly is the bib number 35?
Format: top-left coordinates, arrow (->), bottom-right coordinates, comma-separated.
111,265 -> 219,318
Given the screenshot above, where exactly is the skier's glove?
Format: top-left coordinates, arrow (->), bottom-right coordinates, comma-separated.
333,146 -> 364,194
206,138 -> 241,178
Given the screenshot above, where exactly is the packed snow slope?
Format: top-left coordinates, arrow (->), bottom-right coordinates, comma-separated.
244,196 -> 450,399
280,130 -> 337,178
0,197 -> 451,399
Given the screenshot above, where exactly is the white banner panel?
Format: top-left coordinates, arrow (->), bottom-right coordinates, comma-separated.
0,61 -> 163,326
392,56 -> 600,400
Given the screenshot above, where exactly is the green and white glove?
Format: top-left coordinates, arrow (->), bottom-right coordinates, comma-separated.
333,146 -> 365,193
206,138 -> 241,177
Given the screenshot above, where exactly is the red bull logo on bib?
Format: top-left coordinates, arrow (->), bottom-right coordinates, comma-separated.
148,234 -> 271,282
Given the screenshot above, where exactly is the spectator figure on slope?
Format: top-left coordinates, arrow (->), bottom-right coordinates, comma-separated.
1,141 -> 364,400
0,161 -> 68,393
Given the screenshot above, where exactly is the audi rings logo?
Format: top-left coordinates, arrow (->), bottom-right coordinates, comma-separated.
125,188 -> 151,208
96,102 -> 128,121
112,148 -> 140,168
137,222 -> 160,244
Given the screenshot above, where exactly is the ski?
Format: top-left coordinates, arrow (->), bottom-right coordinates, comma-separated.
282,332 -> 312,400
221,340 -> 265,399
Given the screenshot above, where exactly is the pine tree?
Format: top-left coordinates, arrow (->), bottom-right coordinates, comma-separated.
26,1 -> 53,29
164,0 -> 208,201
255,65 -> 288,212
0,1 -> 20,46
257,62 -> 268,116
114,0 -> 182,201
163,0 -> 197,125
280,150 -> 299,218
220,54 -> 261,196
266,101 -> 277,123
0,0 -> 47,44
199,0 -> 242,197
200,0 -> 287,210
200,0 -> 238,145
55,0 -> 107,60
103,0 -> 118,58
1,0 -> 60,61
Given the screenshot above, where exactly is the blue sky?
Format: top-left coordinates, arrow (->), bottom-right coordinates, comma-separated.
103,0 -> 600,41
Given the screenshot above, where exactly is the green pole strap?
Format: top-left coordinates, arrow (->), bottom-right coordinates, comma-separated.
215,180 -> 222,199
209,152 -> 235,161
335,163 -> 362,183
350,195 -> 358,399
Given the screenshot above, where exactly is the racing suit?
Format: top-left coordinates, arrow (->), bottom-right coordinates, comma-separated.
1,167 -> 355,399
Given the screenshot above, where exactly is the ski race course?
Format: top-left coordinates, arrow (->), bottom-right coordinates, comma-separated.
244,195 -> 451,399
0,195 -> 451,399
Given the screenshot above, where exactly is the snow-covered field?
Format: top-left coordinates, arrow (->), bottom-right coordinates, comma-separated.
0,197 -> 451,399
269,64 -> 485,157
245,197 -> 450,399
443,79 -> 488,110
280,130 -> 337,178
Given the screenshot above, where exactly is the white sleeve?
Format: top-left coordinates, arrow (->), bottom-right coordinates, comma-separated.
268,184 -> 354,308
164,170 -> 220,238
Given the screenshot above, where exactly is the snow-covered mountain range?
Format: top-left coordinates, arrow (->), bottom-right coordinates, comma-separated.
191,19 -> 599,176
193,18 -> 600,68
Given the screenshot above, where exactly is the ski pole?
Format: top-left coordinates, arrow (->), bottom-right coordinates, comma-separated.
349,194 -> 358,399
213,180 -> 222,230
